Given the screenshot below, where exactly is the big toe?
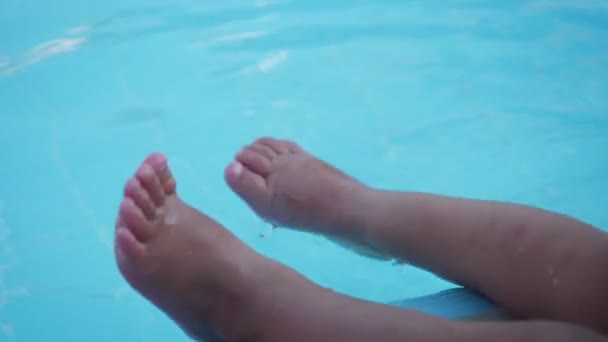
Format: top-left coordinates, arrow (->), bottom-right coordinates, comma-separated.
225,161 -> 268,206
143,152 -> 176,196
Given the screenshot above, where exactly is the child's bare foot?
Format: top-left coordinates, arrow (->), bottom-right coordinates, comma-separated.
225,137 -> 393,260
115,153 -> 270,341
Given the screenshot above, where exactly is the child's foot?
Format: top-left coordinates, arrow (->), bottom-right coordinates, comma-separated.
115,153 -> 270,340
225,137 -> 393,261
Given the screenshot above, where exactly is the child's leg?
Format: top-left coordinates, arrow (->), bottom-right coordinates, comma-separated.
115,152 -> 607,342
226,137 -> 608,334
253,271 -> 608,342
357,190 -> 608,334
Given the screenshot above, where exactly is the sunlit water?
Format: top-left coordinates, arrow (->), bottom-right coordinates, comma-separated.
1,0 -> 607,340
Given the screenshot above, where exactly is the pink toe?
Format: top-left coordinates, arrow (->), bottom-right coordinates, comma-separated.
124,177 -> 156,220
139,152 -> 176,198
225,161 -> 267,203
236,147 -> 272,176
119,198 -> 152,241
155,160 -> 176,196
281,139 -> 301,153
225,161 -> 243,183
136,162 -> 165,206
255,137 -> 291,155
115,216 -> 125,231
115,226 -> 144,259
144,152 -> 167,169
248,143 -> 277,160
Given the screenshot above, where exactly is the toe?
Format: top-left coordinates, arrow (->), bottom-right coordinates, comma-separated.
115,226 -> 145,261
248,142 -> 277,160
136,162 -> 165,206
119,197 -> 152,241
145,152 -> 176,195
225,161 -> 268,204
124,177 -> 156,220
281,139 -> 302,153
158,163 -> 176,195
256,137 -> 294,155
236,146 -> 272,176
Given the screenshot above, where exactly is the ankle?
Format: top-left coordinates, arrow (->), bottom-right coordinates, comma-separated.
210,251 -> 300,340
230,256 -> 324,341
342,187 -> 406,254
329,185 -> 386,243
200,247 -> 269,341
317,182 -> 373,236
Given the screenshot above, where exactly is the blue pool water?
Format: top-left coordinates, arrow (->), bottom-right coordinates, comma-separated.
1,0 -> 607,340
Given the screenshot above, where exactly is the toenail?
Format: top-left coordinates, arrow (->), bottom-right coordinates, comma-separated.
152,154 -> 168,170
139,163 -> 154,176
127,177 -> 141,189
232,162 -> 243,176
152,152 -> 167,163
122,197 -> 135,208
